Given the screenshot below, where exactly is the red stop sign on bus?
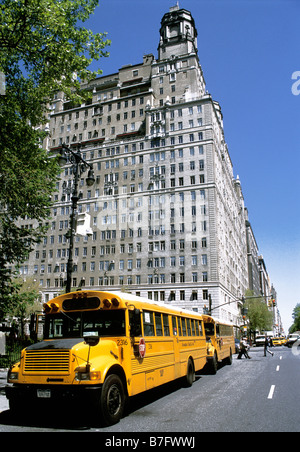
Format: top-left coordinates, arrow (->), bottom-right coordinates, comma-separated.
139,338 -> 146,359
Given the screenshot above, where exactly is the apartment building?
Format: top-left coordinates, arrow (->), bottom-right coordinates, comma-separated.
20,6 -> 248,325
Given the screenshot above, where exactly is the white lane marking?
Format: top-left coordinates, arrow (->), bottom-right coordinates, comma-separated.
280,356 -> 282,360
276,365 -> 280,371
268,385 -> 276,399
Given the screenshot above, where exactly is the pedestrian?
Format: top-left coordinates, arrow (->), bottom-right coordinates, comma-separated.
264,335 -> 274,357
237,337 -> 251,359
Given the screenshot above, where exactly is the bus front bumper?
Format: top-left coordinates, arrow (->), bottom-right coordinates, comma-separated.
5,383 -> 102,405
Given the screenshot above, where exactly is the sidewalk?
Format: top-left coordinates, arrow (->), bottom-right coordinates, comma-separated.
0,368 -> 9,413
0,368 -> 8,389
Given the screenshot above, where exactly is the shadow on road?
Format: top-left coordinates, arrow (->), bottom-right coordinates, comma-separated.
0,374 -> 204,431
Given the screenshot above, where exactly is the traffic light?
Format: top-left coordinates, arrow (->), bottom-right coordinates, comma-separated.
241,306 -> 248,316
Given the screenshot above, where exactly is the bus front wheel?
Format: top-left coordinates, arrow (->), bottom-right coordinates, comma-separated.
99,374 -> 125,426
184,358 -> 195,387
208,352 -> 218,374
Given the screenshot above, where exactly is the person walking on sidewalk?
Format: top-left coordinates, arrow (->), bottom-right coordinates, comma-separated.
264,335 -> 274,357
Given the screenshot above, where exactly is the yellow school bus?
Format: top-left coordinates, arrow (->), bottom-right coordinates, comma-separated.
203,315 -> 235,374
6,290 -> 208,426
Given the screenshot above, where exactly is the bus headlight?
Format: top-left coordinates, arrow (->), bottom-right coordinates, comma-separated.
75,367 -> 100,381
7,371 -> 19,382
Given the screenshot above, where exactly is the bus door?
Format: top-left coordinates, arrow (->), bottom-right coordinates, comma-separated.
128,308 -> 146,393
204,320 -> 218,353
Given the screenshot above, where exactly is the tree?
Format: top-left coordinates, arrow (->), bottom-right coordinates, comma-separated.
7,277 -> 41,339
0,0 -> 110,318
289,303 -> 300,333
245,293 -> 273,335
0,0 -> 110,123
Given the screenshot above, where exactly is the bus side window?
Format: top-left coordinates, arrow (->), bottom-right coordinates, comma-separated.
198,321 -> 204,336
182,318 -> 187,336
143,311 -> 155,336
172,316 -> 177,336
163,314 -> 170,336
155,313 -> 163,336
191,319 -> 196,336
178,317 -> 182,336
216,324 -> 220,337
186,318 -> 191,336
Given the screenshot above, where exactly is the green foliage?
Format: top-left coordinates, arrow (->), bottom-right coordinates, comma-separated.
0,0 -> 110,319
7,276 -> 39,314
289,303 -> 300,333
0,0 -> 111,119
5,277 -> 41,338
245,293 -> 273,333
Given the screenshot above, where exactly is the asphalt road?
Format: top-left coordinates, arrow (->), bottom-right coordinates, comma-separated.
0,346 -> 299,433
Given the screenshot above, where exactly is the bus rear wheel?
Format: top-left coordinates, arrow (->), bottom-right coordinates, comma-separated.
225,349 -> 233,365
99,374 -> 125,426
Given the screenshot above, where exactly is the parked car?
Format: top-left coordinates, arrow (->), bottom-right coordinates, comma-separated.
235,339 -> 241,354
254,335 -> 266,347
285,334 -> 300,348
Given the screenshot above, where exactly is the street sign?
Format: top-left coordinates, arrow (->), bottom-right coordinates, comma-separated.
139,338 -> 146,359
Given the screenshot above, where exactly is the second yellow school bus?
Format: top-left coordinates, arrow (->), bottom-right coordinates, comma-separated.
7,290 -> 209,426
203,315 -> 235,374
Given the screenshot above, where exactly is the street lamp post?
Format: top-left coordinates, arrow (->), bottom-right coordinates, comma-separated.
58,144 -> 95,293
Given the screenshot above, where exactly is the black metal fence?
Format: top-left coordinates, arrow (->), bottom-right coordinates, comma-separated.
0,336 -> 32,368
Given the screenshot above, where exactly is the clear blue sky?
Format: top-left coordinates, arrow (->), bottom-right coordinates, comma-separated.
84,0 -> 300,332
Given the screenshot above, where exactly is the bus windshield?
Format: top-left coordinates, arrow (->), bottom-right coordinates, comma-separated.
44,310 -> 126,339
204,322 -> 215,337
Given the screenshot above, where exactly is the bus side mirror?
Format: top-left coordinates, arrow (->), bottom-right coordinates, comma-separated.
83,332 -> 100,347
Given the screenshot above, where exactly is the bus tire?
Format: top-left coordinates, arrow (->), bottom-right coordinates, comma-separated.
99,374 -> 125,426
209,352 -> 218,375
225,349 -> 233,365
184,358 -> 195,387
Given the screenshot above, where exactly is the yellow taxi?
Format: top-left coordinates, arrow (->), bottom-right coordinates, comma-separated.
272,337 -> 285,346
